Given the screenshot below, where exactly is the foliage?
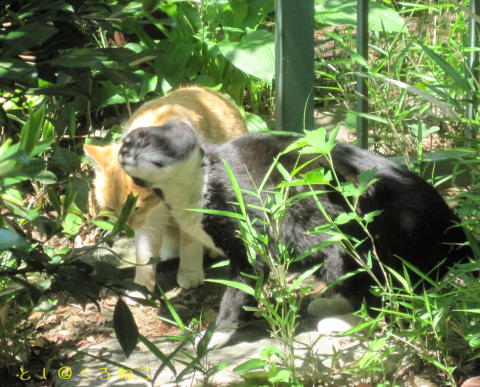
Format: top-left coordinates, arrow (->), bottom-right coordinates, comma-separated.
0,0 -> 274,380
0,0 -> 479,385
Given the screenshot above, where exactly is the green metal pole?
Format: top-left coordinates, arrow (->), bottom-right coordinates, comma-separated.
356,0 -> 369,148
275,0 -> 314,133
466,0 -> 480,142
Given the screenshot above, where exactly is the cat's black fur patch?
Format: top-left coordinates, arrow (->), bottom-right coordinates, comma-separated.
199,133 -> 473,329
119,129 -> 474,332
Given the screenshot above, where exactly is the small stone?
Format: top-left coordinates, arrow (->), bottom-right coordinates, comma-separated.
317,314 -> 360,334
461,376 -> 480,387
307,294 -> 353,318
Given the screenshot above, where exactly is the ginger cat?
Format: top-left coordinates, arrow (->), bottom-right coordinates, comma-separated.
84,86 -> 247,294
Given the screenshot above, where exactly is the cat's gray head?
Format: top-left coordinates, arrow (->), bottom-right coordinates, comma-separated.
118,120 -> 202,188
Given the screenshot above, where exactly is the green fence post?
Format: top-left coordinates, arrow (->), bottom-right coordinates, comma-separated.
275,0 -> 314,133
356,0 -> 369,148
466,0 -> 480,142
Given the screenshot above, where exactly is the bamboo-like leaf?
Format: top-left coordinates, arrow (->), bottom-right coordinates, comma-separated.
420,44 -> 471,92
222,159 -> 247,217
188,207 -> 245,220
205,279 -> 255,296
19,104 -> 46,156
370,74 -> 460,119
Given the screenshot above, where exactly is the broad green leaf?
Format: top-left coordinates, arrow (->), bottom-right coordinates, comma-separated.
316,0 -> 406,33
62,213 -> 82,236
3,24 -> 58,54
34,170 -> 58,185
52,147 -> 81,172
0,229 -> 27,249
300,169 -> 333,185
268,369 -> 292,384
19,104 -> 46,156
244,112 -> 269,132
233,358 -> 267,373
113,298 -> 139,358
0,159 -> 20,178
217,30 -> 275,82
300,128 -> 337,154
0,59 -> 37,87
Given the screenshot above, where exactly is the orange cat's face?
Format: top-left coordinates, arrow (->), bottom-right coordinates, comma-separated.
84,143 -> 160,230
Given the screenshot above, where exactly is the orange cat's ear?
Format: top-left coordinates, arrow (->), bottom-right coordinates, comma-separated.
84,144 -> 115,170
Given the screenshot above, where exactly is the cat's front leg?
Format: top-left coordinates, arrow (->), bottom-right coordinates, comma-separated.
131,227 -> 162,297
159,217 -> 180,260
205,284 -> 254,348
177,230 -> 205,289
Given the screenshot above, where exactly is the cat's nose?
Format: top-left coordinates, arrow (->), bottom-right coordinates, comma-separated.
118,140 -> 136,167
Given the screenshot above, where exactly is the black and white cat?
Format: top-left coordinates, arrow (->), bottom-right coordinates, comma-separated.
118,120 -> 472,347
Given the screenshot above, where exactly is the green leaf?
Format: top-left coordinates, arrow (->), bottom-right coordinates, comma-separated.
3,24 -> 58,55
0,229 -> 27,249
205,279 -> 255,296
223,160 -> 247,217
300,169 -> 333,185
107,194 -> 137,240
0,59 -> 37,87
188,208 -> 245,220
142,0 -> 161,13
89,220 -> 114,231
288,264 -> 322,291
268,369 -> 292,384
245,112 -> 269,132
420,44 -> 471,92
138,335 -> 176,374
19,104 -> 46,156
316,0 -> 406,33
217,29 -> 275,82
34,170 -> 58,185
0,159 -> 20,178
300,128 -> 337,154
233,358 -> 267,373
62,213 -> 82,236
53,147 -> 81,172
113,298 -> 139,358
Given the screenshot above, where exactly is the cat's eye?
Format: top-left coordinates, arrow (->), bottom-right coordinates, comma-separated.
151,161 -> 163,168
132,177 -> 147,187
153,188 -> 164,200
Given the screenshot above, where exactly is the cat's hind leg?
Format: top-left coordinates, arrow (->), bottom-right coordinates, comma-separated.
129,226 -> 162,299
177,231 -> 205,289
160,216 -> 180,260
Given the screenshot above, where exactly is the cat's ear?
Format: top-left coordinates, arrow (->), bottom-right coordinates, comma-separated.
83,144 -> 115,170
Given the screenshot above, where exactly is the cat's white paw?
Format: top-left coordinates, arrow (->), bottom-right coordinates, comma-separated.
196,328 -> 236,350
206,246 -> 224,259
177,269 -> 205,289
